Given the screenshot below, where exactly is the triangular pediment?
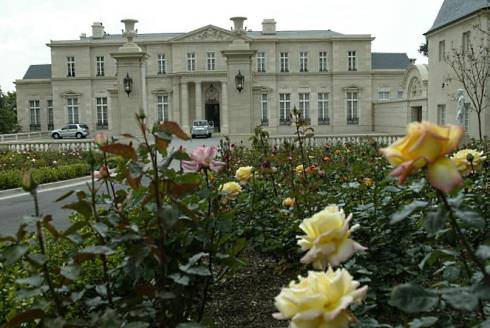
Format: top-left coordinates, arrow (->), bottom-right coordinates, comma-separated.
170,25 -> 249,42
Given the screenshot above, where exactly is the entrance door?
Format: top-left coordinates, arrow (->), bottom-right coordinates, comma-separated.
205,103 -> 220,132
411,106 -> 422,122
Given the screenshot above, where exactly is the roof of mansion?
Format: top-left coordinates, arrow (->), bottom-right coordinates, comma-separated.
22,64 -> 51,80
426,0 -> 489,34
371,53 -> 410,70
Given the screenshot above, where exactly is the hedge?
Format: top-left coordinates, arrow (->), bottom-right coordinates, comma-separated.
0,163 -> 91,190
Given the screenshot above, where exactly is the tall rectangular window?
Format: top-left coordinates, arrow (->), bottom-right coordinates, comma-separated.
279,93 -> 291,122
158,54 -> 166,74
378,88 -> 390,101
29,100 -> 41,131
346,92 -> 359,124
66,97 -> 79,124
438,40 -> 446,62
207,52 -> 216,71
318,93 -> 329,124
437,104 -> 446,125
257,52 -> 266,72
96,97 -> 108,129
67,56 -> 76,77
300,52 -> 308,72
462,31 -> 471,54
464,103 -> 470,132
47,100 -> 54,130
260,94 -> 268,125
157,95 -> 169,122
348,51 -> 357,71
187,52 -> 195,71
280,52 -> 289,72
299,93 -> 310,121
96,56 -> 104,76
319,51 -> 328,72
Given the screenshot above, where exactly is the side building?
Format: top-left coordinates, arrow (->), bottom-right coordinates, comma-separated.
425,0 -> 490,139
16,17 -> 411,137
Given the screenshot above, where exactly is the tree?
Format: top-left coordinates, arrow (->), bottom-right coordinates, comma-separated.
418,40 -> 428,57
446,45 -> 490,141
0,87 -> 19,134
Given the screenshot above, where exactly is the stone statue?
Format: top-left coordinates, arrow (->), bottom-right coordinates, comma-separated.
456,89 -> 465,125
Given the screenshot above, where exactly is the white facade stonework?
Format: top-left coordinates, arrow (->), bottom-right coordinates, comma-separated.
16,18 -> 411,137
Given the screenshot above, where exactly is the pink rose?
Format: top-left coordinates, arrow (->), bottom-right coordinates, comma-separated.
182,146 -> 225,173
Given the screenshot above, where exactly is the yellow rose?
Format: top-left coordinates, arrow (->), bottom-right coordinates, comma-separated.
219,181 -> 242,200
235,166 -> 253,183
273,268 -> 368,328
451,149 -> 486,176
297,205 -> 366,269
295,164 -> 305,175
362,177 -> 374,187
282,197 -> 296,208
380,121 -> 464,193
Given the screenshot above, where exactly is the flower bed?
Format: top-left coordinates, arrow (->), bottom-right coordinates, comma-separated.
0,119 -> 489,327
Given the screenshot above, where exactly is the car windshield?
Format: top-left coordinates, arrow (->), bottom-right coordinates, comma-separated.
193,121 -> 207,126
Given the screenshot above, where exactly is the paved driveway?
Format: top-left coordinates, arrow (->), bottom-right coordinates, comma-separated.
0,136 -> 222,235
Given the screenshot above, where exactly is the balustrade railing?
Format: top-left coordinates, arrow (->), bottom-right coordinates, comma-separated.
268,133 -> 403,147
0,131 -> 50,142
0,139 -> 96,152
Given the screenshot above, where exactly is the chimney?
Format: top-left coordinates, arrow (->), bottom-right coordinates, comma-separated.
262,19 -> 276,35
230,16 -> 247,35
91,22 -> 105,39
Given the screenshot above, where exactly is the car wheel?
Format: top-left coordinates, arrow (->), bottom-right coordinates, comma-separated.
52,133 -> 60,139
191,134 -> 195,139
207,133 -> 212,138
76,132 -> 83,139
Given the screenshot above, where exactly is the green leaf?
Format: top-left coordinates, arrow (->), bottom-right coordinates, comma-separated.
3,244 -> 28,267
179,252 -> 211,276
454,209 -> 485,228
3,309 -> 45,327
126,322 -> 150,328
63,200 -> 93,218
390,284 -> 439,313
79,245 -> 114,256
441,288 -> 479,311
26,253 -> 47,266
158,205 -> 179,229
63,221 -> 86,237
60,264 -> 81,281
16,274 -> 43,287
391,200 -> 428,224
476,245 -> 490,259
482,320 -> 490,328
408,317 -> 438,328
169,273 -> 190,286
424,205 -> 448,235
93,222 -> 109,238
176,323 -> 205,328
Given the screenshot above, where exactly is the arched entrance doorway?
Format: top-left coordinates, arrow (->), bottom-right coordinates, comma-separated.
205,84 -> 220,132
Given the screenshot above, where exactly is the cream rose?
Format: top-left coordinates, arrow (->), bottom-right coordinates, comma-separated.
451,149 -> 486,176
219,181 -> 242,200
235,166 -> 253,183
297,205 -> 366,269
282,197 -> 296,208
273,268 -> 368,328
380,121 -> 464,193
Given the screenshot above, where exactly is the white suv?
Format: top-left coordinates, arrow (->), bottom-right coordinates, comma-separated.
191,120 -> 212,138
51,124 -> 89,139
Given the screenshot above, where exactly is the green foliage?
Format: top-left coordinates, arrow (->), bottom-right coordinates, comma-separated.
0,88 -> 18,134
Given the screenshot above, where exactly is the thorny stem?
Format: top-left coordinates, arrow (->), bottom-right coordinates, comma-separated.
32,192 -> 65,317
89,157 -> 113,305
294,118 -> 312,215
258,133 -> 278,197
140,118 -> 167,328
437,190 -> 490,281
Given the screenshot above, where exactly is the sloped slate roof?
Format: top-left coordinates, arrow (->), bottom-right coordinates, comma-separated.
426,0 -> 489,34
372,53 -> 411,70
23,64 -> 52,79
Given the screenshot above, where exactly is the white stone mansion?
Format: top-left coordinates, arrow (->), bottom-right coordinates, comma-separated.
16,17 -> 412,137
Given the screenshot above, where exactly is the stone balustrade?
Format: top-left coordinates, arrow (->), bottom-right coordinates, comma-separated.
268,134 -> 403,147
0,139 -> 96,152
0,131 -> 50,142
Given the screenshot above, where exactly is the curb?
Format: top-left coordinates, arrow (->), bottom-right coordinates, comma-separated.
0,175 -> 91,198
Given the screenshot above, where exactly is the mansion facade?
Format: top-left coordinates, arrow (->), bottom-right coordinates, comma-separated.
16,17 -> 412,137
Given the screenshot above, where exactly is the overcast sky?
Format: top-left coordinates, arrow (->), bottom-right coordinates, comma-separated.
0,0 -> 444,92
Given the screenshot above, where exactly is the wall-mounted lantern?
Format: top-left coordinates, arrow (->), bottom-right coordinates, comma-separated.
123,73 -> 133,96
235,70 -> 244,93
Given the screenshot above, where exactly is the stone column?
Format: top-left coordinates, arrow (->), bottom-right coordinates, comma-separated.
195,81 -> 203,120
172,81 -> 180,123
221,81 -> 229,134
181,82 -> 189,132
